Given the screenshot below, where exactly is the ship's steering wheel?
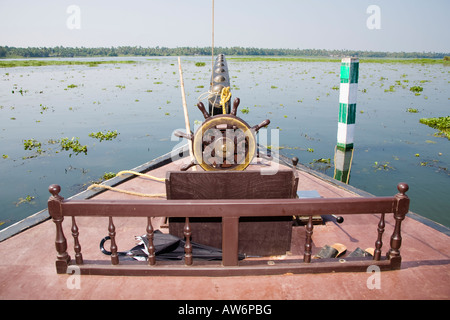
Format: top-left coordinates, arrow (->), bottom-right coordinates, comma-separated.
175,98 -> 270,171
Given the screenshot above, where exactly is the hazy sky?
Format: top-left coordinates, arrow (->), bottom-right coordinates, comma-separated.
1,0 -> 449,53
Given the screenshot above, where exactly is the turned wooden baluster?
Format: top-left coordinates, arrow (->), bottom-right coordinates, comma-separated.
387,183 -> 409,269
304,216 -> 314,263
48,184 -> 71,274
373,213 -> 385,261
71,216 -> 83,265
184,217 -> 193,265
146,217 -> 156,266
108,217 -> 119,265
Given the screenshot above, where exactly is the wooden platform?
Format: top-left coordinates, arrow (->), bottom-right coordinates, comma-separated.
1,155 -> 449,299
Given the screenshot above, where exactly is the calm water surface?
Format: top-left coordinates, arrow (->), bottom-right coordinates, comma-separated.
1,56 -> 449,230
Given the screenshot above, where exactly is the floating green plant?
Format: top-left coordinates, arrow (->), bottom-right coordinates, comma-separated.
12,85 -> 28,95
406,108 -> 418,113
195,62 -> 206,67
60,137 -> 87,156
312,158 -> 330,163
88,172 -> 118,185
410,86 -> 423,93
384,85 -> 396,92
230,57 -> 340,63
229,57 -> 449,64
308,158 -> 332,172
240,107 -> 249,114
40,104 -> 49,113
23,139 -> 42,153
15,195 -> 35,207
419,116 -> 450,139
373,161 -> 395,171
102,172 -> 116,180
89,130 -> 119,142
0,60 -> 137,68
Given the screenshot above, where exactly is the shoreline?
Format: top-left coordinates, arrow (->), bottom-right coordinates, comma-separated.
1,56 -> 450,68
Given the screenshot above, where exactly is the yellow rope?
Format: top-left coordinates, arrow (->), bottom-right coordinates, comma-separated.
345,148 -> 354,184
87,184 -> 166,198
116,170 -> 165,182
86,170 -> 166,198
220,86 -> 231,114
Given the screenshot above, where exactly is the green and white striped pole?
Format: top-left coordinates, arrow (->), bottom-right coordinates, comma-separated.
337,57 -> 359,150
334,148 -> 353,183
334,57 -> 359,183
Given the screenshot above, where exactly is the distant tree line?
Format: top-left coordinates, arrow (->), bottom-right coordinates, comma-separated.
0,46 -> 448,59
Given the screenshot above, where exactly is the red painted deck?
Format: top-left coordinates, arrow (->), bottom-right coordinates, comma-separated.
1,158 -> 449,299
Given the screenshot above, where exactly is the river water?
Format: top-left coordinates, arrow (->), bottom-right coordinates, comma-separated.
0,56 -> 449,230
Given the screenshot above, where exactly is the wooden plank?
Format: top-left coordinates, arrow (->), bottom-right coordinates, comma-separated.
72,257 -> 394,277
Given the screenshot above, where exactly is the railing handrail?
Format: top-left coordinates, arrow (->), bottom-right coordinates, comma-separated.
47,183 -> 410,276
60,197 -> 398,218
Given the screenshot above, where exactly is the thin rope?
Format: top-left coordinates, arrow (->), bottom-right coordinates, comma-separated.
197,90 -> 220,116
86,170 -> 166,197
346,148 -> 354,184
116,170 -> 165,182
87,184 -> 166,198
211,0 -> 214,86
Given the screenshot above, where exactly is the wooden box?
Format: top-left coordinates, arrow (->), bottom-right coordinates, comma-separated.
166,170 -> 298,256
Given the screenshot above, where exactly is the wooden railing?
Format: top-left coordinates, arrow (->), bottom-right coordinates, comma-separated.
48,183 -> 410,276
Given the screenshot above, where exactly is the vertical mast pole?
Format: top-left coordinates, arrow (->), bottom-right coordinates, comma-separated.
178,57 -> 195,165
211,0 -> 215,85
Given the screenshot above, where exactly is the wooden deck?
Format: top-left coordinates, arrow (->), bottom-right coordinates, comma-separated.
1,155 -> 449,299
